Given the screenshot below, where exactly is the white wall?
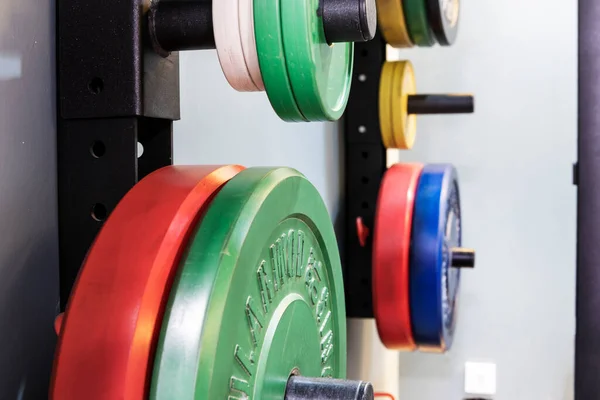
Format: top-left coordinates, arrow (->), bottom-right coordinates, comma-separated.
175,0 -> 577,395
173,51 -> 343,220
388,0 -> 577,398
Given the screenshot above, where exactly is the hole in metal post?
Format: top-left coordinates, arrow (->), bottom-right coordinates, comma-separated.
91,203 -> 108,222
137,142 -> 144,158
88,77 -> 104,94
90,141 -> 106,158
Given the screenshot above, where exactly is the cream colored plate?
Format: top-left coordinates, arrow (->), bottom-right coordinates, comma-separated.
239,0 -> 264,90
213,0 -> 259,91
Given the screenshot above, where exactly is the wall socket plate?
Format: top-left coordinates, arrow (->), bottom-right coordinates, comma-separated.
464,361 -> 497,397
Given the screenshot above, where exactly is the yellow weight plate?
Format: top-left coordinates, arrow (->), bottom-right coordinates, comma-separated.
376,0 -> 414,48
390,61 -> 417,149
388,61 -> 404,148
379,62 -> 398,149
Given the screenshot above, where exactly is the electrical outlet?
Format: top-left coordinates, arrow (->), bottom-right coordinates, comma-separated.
464,361 -> 496,397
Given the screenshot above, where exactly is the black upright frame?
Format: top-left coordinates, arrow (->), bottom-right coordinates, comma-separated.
577,0 -> 599,398
56,0 -> 179,309
343,34 -> 386,318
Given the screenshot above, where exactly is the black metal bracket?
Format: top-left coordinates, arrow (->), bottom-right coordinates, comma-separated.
146,0 -> 375,56
57,0 -> 179,309
343,33 -> 386,318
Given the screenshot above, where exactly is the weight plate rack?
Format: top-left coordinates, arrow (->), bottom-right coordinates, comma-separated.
343,32 -> 387,318
53,0 -> 598,397
57,0 -> 178,309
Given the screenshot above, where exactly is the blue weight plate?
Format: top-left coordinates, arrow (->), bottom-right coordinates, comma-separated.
409,164 -> 461,352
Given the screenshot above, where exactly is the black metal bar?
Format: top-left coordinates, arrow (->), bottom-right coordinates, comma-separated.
285,376 -> 374,400
450,248 -> 475,269
577,0 -> 600,397
57,0 -> 177,309
148,0 -> 376,52
407,94 -> 474,115
322,0 -> 377,43
343,34 -> 386,318
57,119 -> 137,305
149,0 -> 215,54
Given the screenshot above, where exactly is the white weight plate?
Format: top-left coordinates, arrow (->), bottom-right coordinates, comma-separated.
239,0 -> 264,90
213,0 -> 259,91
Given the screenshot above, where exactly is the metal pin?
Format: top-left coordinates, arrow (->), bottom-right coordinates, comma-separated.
451,247 -> 475,268
285,376 -> 374,400
407,94 -> 474,115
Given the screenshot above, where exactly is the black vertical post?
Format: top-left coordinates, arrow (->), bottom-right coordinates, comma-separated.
57,0 -> 179,309
343,34 -> 386,317
577,0 -> 600,397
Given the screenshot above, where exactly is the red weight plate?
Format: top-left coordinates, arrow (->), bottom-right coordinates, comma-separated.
373,163 -> 423,350
51,165 -> 244,400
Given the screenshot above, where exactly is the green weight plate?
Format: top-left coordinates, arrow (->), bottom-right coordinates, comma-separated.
403,0 -> 437,47
254,0 -> 306,122
281,0 -> 353,121
151,167 -> 347,400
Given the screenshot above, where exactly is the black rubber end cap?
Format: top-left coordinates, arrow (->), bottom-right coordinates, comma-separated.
359,0 -> 377,41
451,248 -> 475,269
322,0 -> 377,43
357,381 -> 375,400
